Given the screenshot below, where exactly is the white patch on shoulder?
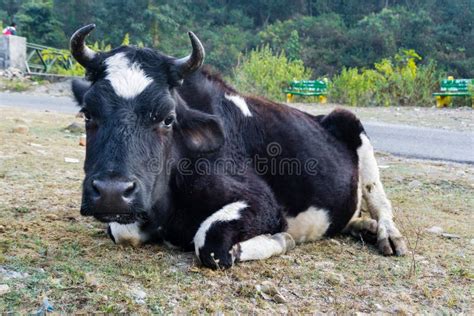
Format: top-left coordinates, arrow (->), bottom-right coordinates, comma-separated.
193,201 -> 248,256
225,94 -> 252,117
105,52 -> 152,99
286,207 -> 331,243
109,222 -> 148,247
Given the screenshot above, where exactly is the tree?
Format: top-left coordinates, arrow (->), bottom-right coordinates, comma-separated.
15,0 -> 66,47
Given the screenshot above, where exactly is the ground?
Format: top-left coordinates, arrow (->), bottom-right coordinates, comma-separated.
0,107 -> 472,313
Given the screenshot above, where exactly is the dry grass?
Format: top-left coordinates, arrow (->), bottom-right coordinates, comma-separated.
0,107 -> 472,313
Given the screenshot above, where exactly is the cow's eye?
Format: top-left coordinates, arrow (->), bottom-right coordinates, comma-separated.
81,108 -> 92,121
162,114 -> 175,128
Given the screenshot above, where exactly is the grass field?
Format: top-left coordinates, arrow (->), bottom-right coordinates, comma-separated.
0,107 -> 472,313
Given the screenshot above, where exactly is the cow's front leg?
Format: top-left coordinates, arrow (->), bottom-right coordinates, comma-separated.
193,201 -> 291,269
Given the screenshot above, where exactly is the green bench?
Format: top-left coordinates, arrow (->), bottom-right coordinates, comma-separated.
433,77 -> 473,107
283,80 -> 328,103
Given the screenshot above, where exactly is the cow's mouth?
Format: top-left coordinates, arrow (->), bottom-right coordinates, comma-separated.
94,213 -> 138,224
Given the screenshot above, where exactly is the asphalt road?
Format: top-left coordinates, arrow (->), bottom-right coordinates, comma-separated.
1,91 -> 473,164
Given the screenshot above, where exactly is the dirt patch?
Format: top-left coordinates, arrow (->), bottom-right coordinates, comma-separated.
0,108 -> 472,313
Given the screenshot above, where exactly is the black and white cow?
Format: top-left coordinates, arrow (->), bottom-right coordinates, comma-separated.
70,24 -> 407,269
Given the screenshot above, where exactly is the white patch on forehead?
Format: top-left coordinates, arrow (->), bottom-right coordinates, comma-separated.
225,94 -> 252,117
105,52 -> 152,99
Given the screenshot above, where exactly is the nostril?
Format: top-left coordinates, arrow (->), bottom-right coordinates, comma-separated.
123,182 -> 136,198
91,180 -> 101,196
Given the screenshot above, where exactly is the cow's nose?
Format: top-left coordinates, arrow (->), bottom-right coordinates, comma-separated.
91,179 -> 137,211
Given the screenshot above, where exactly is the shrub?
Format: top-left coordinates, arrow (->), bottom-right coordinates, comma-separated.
329,50 -> 441,106
231,45 -> 312,101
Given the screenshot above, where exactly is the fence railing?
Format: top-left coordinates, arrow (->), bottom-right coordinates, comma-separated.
25,42 -> 74,75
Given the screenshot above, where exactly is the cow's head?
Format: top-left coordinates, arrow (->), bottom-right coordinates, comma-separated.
71,24 -> 223,225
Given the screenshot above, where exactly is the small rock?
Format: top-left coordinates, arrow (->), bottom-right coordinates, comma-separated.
408,180 -> 422,189
0,225 -> 5,233
257,281 -> 278,296
64,157 -> 79,163
45,214 -> 59,221
129,287 -> 147,304
273,293 -> 287,304
328,239 -> 341,246
14,118 -> 28,124
65,122 -> 85,134
441,233 -> 460,239
470,239 -> 474,245
0,284 -> 10,295
374,303 -> 384,311
12,125 -> 29,134
256,281 -> 287,304
85,273 -> 99,288
79,135 -> 86,146
0,267 -> 29,280
426,226 -> 443,235
314,261 -> 335,269
325,272 -> 345,285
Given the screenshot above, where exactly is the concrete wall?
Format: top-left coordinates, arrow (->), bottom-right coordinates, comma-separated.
0,35 -> 27,71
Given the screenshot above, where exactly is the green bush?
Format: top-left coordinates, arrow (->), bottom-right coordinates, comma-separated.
329,50 -> 441,107
231,45 -> 312,101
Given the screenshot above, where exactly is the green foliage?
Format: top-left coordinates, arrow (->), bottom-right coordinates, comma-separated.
1,0 -> 472,78
30,48 -> 85,76
121,33 -> 130,46
232,45 -> 312,101
329,50 -> 441,107
15,0 -> 65,47
1,0 -> 471,105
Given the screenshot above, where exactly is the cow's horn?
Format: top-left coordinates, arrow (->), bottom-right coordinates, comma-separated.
174,32 -> 205,76
70,24 -> 97,68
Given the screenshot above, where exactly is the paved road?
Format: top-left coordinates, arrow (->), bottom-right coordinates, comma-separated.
1,91 -> 473,164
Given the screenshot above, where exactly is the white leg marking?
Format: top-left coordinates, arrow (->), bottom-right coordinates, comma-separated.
193,201 -> 248,257
286,207 -> 331,243
105,52 -> 153,99
232,233 -> 295,262
108,222 -> 148,247
357,134 -> 393,220
225,94 -> 252,117
357,134 -> 407,255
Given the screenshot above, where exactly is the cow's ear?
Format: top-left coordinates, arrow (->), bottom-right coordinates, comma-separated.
71,79 -> 91,106
176,107 -> 224,153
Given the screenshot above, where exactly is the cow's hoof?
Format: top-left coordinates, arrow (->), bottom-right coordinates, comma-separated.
377,219 -> 407,256
199,249 -> 234,270
271,232 -> 296,253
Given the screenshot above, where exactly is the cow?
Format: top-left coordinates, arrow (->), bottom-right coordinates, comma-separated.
70,24 -> 407,269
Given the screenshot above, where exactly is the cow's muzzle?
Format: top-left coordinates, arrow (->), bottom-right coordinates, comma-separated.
81,178 -> 142,223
